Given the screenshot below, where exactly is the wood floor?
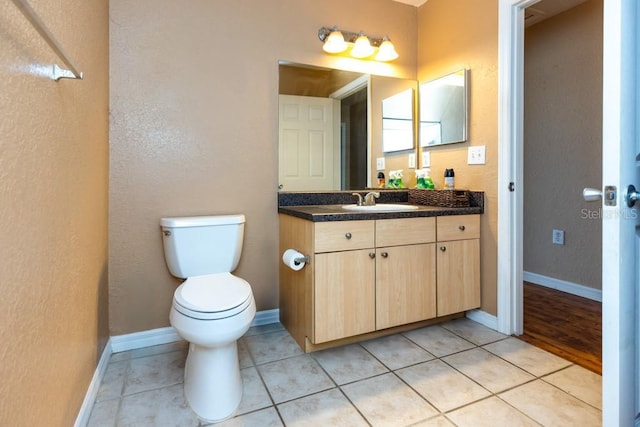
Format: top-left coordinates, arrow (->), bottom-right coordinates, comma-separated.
517,282 -> 602,374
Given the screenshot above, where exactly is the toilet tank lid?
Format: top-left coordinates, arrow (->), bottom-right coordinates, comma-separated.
160,214 -> 245,228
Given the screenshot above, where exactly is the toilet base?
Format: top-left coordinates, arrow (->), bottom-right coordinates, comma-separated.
170,293 -> 256,423
184,341 -> 242,423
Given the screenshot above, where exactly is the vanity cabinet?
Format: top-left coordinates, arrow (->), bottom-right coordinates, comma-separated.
278,213 -> 479,351
436,215 -> 481,316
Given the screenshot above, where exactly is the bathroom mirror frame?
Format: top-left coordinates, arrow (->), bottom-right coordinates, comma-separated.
419,68 -> 468,147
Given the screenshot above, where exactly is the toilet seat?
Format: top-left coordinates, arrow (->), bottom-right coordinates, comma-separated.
173,273 -> 253,320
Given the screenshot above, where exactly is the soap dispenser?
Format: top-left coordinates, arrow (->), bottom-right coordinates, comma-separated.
444,168 -> 455,189
415,169 -> 425,188
424,168 -> 435,189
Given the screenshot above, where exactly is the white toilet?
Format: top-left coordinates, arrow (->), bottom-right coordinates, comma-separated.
160,214 -> 256,423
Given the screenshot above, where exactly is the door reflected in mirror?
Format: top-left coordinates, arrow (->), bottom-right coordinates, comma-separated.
419,69 -> 468,147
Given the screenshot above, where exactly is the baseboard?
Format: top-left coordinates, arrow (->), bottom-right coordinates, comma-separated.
466,309 -> 498,331
110,308 -> 281,354
523,271 -> 602,302
74,338 -> 113,427
110,326 -> 182,353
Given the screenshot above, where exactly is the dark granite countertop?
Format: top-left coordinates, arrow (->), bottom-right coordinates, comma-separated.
278,203 -> 482,222
278,190 -> 484,222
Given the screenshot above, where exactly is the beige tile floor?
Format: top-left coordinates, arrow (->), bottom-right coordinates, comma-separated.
87,318 -> 602,426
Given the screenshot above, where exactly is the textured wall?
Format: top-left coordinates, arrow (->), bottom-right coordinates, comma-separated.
417,0 -> 499,314
523,0 -> 603,289
109,0 -> 417,334
0,0 -> 109,425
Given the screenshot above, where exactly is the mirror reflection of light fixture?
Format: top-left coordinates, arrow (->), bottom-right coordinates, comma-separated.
317,26 -> 399,62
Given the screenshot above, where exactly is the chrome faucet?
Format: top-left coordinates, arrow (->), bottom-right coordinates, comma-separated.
351,193 -> 363,206
363,192 -> 380,206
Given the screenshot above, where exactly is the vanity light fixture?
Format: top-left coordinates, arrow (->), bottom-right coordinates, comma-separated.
351,31 -> 375,58
318,26 -> 399,62
322,27 -> 348,53
376,36 -> 399,62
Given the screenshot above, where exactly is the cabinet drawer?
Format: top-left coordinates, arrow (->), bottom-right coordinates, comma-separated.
437,214 -> 480,241
314,220 -> 375,253
376,217 -> 436,247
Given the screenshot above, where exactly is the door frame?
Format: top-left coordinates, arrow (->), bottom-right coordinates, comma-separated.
496,0 -> 540,335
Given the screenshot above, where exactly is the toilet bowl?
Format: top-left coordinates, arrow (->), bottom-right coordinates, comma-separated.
160,215 -> 256,422
170,273 -> 255,422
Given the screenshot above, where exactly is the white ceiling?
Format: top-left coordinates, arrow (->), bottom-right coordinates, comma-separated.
392,0 -> 589,22
392,0 -> 427,7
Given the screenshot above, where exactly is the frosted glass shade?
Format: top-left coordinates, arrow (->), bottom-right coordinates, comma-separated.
350,34 -> 374,58
323,30 -> 348,54
375,39 -> 399,62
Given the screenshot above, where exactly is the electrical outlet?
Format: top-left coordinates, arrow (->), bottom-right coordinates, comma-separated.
468,146 -> 486,165
408,153 -> 416,169
422,151 -> 431,167
552,229 -> 565,245
376,157 -> 385,171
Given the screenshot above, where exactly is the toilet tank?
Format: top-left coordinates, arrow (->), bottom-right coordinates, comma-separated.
160,214 -> 245,278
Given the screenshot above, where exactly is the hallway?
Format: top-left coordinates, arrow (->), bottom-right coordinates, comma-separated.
519,282 -> 602,374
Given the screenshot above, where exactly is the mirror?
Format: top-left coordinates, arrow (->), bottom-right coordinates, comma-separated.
419,69 -> 468,147
278,61 -> 417,192
382,88 -> 415,152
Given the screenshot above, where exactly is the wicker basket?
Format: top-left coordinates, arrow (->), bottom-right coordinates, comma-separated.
408,189 -> 470,208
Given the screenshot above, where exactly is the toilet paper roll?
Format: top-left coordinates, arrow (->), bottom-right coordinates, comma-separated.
282,249 -> 306,271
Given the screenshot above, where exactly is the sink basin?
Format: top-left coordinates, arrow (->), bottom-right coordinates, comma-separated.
342,204 -> 419,212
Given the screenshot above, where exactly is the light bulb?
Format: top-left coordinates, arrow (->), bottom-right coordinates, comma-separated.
375,37 -> 399,62
350,32 -> 374,58
323,29 -> 348,54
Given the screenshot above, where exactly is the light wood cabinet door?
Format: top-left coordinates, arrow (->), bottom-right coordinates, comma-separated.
436,239 -> 481,316
313,249 -> 376,343
376,243 -> 437,330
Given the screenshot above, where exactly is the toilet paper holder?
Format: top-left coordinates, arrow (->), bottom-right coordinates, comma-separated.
294,254 -> 310,264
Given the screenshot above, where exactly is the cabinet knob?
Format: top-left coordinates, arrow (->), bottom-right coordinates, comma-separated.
440,246 -> 447,252
459,225 -> 466,231
345,232 -> 352,239
381,252 -> 388,258
369,252 -> 376,259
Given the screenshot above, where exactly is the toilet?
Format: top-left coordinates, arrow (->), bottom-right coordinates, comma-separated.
160,214 -> 256,423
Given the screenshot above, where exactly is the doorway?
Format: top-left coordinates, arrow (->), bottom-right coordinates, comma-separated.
499,0 -> 640,423
340,87 -> 368,190
519,0 -> 603,374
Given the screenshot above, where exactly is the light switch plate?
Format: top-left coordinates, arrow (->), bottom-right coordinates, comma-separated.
422,151 -> 431,167
468,146 -> 486,165
376,157 -> 385,170
408,153 -> 416,169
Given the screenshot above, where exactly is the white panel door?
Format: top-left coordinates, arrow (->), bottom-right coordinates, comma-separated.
278,95 -> 340,191
601,0 -> 640,425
